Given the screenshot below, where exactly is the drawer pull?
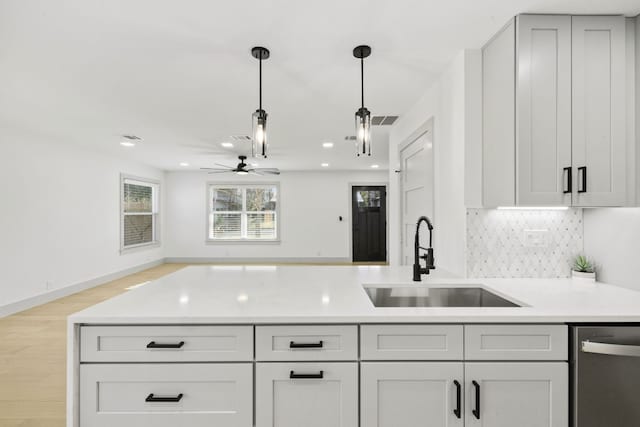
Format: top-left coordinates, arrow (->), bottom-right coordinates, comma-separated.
289,340 -> 324,349
289,370 -> 324,379
145,393 -> 184,403
146,341 -> 185,349
453,380 -> 461,419
472,380 -> 481,419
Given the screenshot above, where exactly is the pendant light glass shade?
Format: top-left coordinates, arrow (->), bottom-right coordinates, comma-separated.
353,45 -> 372,157
251,46 -> 270,159
355,107 -> 371,156
252,109 -> 268,158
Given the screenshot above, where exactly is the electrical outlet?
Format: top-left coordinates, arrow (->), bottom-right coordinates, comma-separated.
524,229 -> 549,248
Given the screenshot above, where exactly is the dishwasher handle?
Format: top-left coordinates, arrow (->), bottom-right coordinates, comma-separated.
582,340 -> 640,357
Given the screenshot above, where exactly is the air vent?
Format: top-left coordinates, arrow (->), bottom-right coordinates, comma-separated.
229,135 -> 252,141
122,135 -> 141,140
344,135 -> 357,141
372,115 -> 399,126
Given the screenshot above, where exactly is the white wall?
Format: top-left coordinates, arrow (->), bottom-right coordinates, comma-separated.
165,170 -> 388,261
0,127 -> 165,309
388,50 -> 481,276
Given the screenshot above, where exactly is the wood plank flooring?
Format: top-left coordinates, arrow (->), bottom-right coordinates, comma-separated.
0,263 -> 187,427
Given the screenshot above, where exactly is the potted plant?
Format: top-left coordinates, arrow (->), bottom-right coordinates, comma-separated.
572,255 -> 596,281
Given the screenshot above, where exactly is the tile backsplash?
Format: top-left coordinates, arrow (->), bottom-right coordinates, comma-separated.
466,208 -> 583,278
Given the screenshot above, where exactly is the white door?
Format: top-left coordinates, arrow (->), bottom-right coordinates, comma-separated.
400,128 -> 434,265
361,362 -> 464,427
516,15 -> 572,206
80,363 -> 253,427
464,362 -> 568,427
255,362 -> 358,427
572,15 -> 627,206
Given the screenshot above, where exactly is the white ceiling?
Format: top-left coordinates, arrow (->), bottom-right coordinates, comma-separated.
1,0 -> 638,172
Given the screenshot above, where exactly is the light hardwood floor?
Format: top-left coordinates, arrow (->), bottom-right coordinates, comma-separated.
0,263 -> 187,427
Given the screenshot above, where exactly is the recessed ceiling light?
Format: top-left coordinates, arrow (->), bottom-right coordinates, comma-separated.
371,164 -> 379,169
322,142 -> 334,148
179,162 -> 189,167
120,141 -> 136,147
321,163 -> 329,167
221,142 -> 234,148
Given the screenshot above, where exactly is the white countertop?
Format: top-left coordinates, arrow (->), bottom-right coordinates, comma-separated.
68,265 -> 640,324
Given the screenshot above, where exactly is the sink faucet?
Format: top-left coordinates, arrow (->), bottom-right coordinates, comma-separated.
413,216 -> 435,281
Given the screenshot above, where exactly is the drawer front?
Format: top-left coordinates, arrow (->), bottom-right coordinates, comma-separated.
255,325 -> 358,361
256,362 -> 358,427
80,325 -> 253,362
465,324 -> 568,360
80,363 -> 253,427
361,324 -> 464,360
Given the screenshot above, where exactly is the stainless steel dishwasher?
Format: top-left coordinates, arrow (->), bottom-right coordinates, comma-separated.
572,325 -> 640,427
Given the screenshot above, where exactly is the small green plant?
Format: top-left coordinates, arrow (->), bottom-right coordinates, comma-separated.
573,255 -> 595,273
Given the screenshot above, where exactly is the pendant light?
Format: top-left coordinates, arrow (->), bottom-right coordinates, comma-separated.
353,45 -> 372,156
251,46 -> 270,158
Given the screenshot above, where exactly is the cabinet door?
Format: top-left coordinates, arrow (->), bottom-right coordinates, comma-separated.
572,16 -> 627,206
516,15 -> 572,206
464,362 -> 568,427
255,362 -> 358,427
361,362 -> 464,427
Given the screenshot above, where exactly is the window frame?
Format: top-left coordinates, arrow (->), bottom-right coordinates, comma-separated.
206,182 -> 280,244
120,174 -> 161,253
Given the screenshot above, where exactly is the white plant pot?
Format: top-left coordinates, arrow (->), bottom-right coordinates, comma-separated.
572,270 -> 596,281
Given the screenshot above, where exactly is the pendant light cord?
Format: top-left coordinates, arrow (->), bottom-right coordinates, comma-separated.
259,55 -> 262,112
360,56 -> 364,110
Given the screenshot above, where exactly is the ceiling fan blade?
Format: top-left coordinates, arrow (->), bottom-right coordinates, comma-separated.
256,170 -> 280,175
207,170 -> 232,174
200,167 -> 231,171
214,163 -> 234,169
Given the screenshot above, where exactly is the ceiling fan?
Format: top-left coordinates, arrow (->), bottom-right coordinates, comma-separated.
201,155 -> 280,175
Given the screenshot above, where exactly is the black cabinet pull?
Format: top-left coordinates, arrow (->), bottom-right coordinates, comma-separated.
289,340 -> 323,349
453,380 -> 461,419
289,370 -> 324,379
146,341 -> 185,349
563,166 -> 572,194
472,380 -> 481,419
145,393 -> 183,402
578,166 -> 587,193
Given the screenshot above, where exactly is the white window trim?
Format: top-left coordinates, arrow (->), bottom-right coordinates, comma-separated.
120,174 -> 161,253
206,182 -> 281,244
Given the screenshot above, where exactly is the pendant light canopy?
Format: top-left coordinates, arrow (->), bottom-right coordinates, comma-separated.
353,45 -> 372,156
251,46 -> 270,158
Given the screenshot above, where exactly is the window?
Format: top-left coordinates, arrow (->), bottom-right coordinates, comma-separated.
121,176 -> 160,250
208,184 -> 278,241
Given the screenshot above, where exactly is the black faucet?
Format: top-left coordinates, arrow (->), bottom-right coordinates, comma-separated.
413,216 -> 435,281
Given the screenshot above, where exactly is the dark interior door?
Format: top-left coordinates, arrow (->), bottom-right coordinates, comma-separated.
352,186 -> 387,262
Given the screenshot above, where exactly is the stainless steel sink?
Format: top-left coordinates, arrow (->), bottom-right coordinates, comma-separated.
363,286 -> 521,308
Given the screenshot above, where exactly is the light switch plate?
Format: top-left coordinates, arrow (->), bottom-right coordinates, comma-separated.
524,229 -> 549,248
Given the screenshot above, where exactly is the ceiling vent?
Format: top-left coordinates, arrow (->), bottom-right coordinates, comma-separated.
229,135 -> 252,141
122,135 -> 141,141
371,115 -> 399,126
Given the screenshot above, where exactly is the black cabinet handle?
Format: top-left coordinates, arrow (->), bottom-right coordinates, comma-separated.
563,166 -> 572,194
289,370 -> 324,379
472,380 -> 481,419
146,341 -> 185,349
453,380 -> 461,419
145,393 -> 183,402
289,340 -> 323,349
578,166 -> 587,193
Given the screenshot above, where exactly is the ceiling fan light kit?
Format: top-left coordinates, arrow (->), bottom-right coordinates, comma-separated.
251,46 -> 270,159
353,45 -> 372,157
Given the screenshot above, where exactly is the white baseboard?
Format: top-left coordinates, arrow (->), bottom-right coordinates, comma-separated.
0,259 -> 164,318
163,257 -> 352,264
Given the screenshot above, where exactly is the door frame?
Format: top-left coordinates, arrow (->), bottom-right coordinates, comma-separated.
398,117 -> 435,265
348,182 -> 389,263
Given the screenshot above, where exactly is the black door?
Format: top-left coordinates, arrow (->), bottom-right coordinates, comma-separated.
352,186 -> 387,262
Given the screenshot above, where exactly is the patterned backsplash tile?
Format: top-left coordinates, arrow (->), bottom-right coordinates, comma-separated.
466,208 -> 583,278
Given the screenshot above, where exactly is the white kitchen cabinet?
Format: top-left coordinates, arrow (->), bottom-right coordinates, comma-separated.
80,363 -> 253,427
572,16 -> 628,206
464,362 -> 568,427
360,324 -> 464,360
516,15 -> 572,206
255,325 -> 358,361
361,362 -> 464,427
255,362 -> 358,427
464,324 -> 568,360
477,13 -> 630,207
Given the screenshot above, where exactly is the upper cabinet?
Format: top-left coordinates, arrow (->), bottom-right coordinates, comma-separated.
478,14 -> 631,207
